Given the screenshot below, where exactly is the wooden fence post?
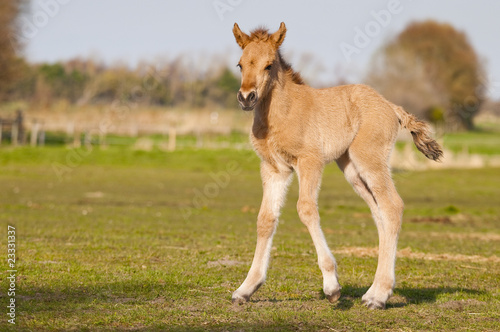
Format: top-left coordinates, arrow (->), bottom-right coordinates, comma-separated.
84,130 -> 92,147
168,127 -> 176,151
99,129 -> 107,148
11,121 -> 18,147
73,131 -> 81,147
31,121 -> 40,147
15,110 -> 24,145
39,130 -> 45,146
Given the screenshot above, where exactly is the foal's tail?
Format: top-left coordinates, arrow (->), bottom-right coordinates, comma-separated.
393,106 -> 443,161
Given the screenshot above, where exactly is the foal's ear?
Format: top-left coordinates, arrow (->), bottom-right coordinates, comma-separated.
233,23 -> 250,49
270,22 -> 287,48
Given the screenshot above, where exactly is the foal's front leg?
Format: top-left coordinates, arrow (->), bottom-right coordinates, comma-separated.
232,162 -> 293,304
296,159 -> 341,302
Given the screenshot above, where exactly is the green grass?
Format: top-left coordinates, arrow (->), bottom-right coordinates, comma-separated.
442,130 -> 500,155
0,147 -> 499,331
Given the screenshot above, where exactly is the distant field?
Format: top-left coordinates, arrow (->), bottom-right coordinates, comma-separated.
0,147 -> 499,331
2,104 -> 500,154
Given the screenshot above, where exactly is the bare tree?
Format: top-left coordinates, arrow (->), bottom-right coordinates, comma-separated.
0,0 -> 27,100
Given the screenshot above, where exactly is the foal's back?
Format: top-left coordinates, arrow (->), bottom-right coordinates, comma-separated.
285,83 -> 401,164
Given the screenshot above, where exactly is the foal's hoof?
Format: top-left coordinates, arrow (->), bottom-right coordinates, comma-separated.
361,287 -> 391,309
361,296 -> 386,309
231,293 -> 250,305
326,289 -> 341,303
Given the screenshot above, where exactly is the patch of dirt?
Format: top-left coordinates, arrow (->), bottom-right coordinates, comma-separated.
38,260 -> 61,264
84,191 -> 104,198
241,205 -> 257,213
334,247 -> 379,257
207,259 -> 242,268
324,228 -> 353,235
352,212 -> 372,219
17,295 -> 38,301
438,299 -> 486,311
108,296 -> 136,304
334,246 -> 500,263
408,216 -> 452,224
406,231 -> 500,242
434,232 -> 500,241
150,296 -> 167,304
398,247 -> 500,263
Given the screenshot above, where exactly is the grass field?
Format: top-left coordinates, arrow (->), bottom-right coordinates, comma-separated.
1,146 -> 499,331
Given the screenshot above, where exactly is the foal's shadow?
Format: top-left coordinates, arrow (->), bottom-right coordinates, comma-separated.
323,285 -> 484,310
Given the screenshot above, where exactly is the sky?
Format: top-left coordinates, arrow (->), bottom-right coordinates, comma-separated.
20,0 -> 500,98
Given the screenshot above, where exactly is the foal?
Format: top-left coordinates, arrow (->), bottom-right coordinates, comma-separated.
231,22 -> 442,309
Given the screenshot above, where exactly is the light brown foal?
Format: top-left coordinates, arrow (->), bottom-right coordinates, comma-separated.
231,22 -> 442,309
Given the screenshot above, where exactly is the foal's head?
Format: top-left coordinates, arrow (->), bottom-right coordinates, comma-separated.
232,22 -> 287,111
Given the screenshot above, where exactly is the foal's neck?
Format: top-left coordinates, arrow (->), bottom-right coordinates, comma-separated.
253,51 -> 304,136
252,67 -> 294,138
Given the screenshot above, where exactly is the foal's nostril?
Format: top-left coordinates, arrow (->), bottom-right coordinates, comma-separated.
238,91 -> 257,105
248,91 -> 256,103
237,91 -> 244,103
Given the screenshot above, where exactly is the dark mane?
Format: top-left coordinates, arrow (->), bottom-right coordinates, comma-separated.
249,27 -> 305,85
278,51 -> 304,85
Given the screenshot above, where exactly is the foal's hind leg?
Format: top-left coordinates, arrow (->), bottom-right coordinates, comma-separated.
296,159 -> 341,302
336,153 -> 383,239
346,150 -> 404,309
232,161 -> 293,304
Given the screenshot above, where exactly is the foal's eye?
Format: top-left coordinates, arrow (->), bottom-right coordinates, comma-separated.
237,64 -> 242,70
265,64 -> 272,71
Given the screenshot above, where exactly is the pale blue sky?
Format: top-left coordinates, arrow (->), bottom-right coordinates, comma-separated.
21,0 -> 500,98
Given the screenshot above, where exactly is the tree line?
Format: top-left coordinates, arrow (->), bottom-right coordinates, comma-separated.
5,57 -> 242,109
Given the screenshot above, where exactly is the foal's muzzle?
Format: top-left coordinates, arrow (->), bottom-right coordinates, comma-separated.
237,90 -> 258,111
